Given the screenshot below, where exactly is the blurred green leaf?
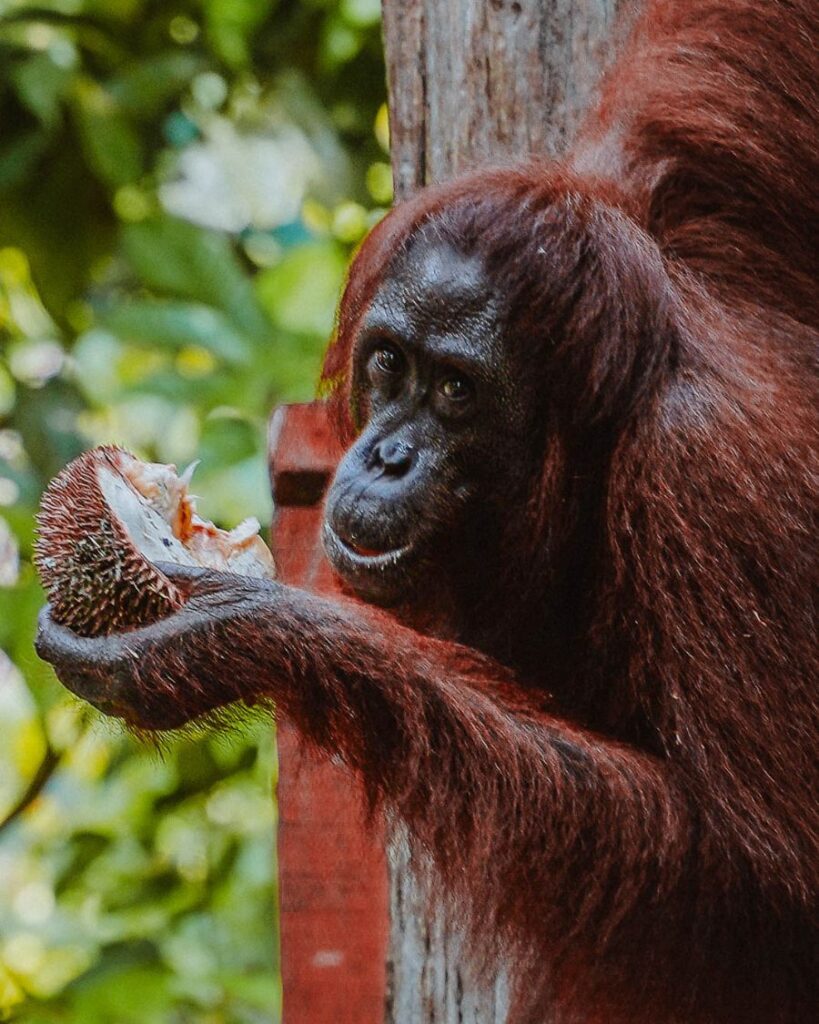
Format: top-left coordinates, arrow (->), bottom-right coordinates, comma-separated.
10,54 -> 72,129
58,963 -> 175,1024
122,218 -> 271,343
110,53 -> 203,119
205,0 -> 277,69
256,239 -> 346,336
0,567 -> 63,707
0,130 -> 50,190
72,79 -> 144,188
198,415 -> 258,467
99,300 -> 254,366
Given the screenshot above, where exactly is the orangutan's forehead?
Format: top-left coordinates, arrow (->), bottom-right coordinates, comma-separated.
368,235 -> 493,326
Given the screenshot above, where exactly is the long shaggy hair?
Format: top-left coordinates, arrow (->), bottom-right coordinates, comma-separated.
314,2 -> 818,1021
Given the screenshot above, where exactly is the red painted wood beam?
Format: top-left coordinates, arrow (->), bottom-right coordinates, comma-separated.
268,402 -> 389,1024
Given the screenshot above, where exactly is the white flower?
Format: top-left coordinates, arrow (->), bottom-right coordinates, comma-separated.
159,118 -> 320,233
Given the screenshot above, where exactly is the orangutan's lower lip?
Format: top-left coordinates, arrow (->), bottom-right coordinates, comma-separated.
347,540 -> 388,558
322,523 -> 413,572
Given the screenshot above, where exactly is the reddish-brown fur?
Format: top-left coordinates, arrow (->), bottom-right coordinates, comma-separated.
317,1 -> 818,1019
38,2 -> 818,1022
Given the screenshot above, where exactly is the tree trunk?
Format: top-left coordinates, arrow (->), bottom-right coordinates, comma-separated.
380,1 -> 633,1020
383,0 -> 633,201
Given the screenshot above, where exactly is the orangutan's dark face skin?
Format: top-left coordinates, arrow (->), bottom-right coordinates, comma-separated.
322,237 -> 531,604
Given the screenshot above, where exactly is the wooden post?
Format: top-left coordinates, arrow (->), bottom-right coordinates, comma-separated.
380,1 -> 631,1021
270,2 -> 633,1020
383,0 -> 633,200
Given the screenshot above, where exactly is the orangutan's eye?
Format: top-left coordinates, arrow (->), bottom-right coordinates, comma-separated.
439,372 -> 473,403
368,343 -> 405,381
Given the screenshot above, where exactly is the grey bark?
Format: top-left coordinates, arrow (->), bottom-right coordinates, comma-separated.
380,0 -> 635,1021
386,832 -> 511,1024
382,0 -> 634,201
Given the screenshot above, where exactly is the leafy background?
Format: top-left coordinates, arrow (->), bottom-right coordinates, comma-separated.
0,1 -> 388,1020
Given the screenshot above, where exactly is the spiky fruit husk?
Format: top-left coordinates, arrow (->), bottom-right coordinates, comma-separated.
35,447 -> 185,637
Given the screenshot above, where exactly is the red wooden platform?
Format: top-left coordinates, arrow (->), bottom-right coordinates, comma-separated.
268,402 -> 389,1023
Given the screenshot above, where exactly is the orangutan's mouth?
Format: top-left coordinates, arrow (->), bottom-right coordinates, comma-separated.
322,522 -> 414,573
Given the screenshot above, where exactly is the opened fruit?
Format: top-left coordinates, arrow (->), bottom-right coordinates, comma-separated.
35,446 -> 275,637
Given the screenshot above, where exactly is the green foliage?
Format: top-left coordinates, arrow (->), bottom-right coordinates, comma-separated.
0,0 -> 388,1020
